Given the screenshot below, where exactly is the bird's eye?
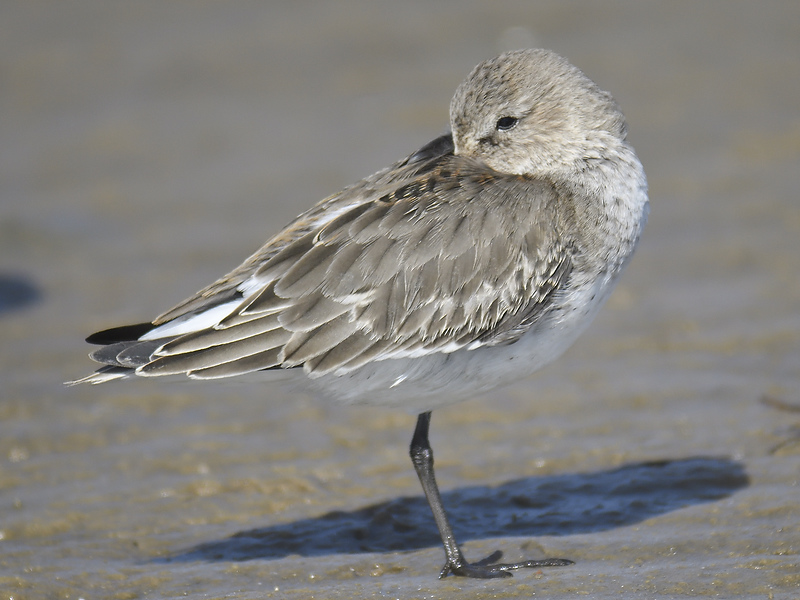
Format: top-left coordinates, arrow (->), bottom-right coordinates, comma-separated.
496,116 -> 518,131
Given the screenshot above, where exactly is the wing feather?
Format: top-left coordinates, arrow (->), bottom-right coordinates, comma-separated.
187,348 -> 283,379
83,134 -> 574,380
140,328 -> 291,376
156,315 -> 282,355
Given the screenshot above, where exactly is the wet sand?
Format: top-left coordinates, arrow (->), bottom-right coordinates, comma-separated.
2,2 -> 799,598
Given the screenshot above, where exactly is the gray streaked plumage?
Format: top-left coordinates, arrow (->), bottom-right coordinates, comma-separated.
71,50 -> 647,410
70,48 -> 649,579
70,49 -> 648,412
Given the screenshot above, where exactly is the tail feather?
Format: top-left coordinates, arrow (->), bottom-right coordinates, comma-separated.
86,322 -> 155,345
65,365 -> 131,386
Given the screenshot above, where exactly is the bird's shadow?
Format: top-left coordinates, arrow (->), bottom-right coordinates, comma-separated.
160,456 -> 747,562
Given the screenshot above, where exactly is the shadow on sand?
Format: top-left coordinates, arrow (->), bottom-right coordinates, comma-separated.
160,456 -> 748,562
0,273 -> 41,315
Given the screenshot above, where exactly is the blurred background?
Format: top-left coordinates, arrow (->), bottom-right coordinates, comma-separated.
2,2 -> 798,598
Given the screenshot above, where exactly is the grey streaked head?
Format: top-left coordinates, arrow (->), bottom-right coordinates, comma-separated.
450,49 -> 629,177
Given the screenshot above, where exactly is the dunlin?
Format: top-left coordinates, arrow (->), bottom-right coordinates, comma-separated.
71,49 -> 648,578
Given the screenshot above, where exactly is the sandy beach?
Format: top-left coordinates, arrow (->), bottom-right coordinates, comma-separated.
2,2 -> 798,598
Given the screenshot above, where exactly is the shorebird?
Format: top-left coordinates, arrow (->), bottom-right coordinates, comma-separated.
71,49 -> 648,579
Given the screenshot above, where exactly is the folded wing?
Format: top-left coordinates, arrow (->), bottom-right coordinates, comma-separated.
78,135 -> 572,382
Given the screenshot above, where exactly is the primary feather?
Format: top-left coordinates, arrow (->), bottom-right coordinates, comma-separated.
76,135 -> 572,384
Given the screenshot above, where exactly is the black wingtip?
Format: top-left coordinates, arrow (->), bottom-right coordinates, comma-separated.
86,322 -> 155,345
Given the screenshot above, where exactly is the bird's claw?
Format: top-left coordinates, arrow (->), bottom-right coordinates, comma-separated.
438,551 -> 574,579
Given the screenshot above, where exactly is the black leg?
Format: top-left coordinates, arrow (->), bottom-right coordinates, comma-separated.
409,411 -> 574,579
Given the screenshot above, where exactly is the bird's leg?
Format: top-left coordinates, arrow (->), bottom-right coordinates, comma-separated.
409,411 -> 574,579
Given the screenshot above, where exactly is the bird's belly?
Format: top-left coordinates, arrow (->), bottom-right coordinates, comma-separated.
298,276 -> 616,413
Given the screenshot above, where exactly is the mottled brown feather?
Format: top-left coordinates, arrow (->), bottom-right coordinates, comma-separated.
110,136 -> 575,378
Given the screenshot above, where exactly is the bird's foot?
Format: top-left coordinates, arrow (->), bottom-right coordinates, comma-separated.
439,550 -> 573,579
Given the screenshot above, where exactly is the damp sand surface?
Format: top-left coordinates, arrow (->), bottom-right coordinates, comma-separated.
2,2 -> 799,598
